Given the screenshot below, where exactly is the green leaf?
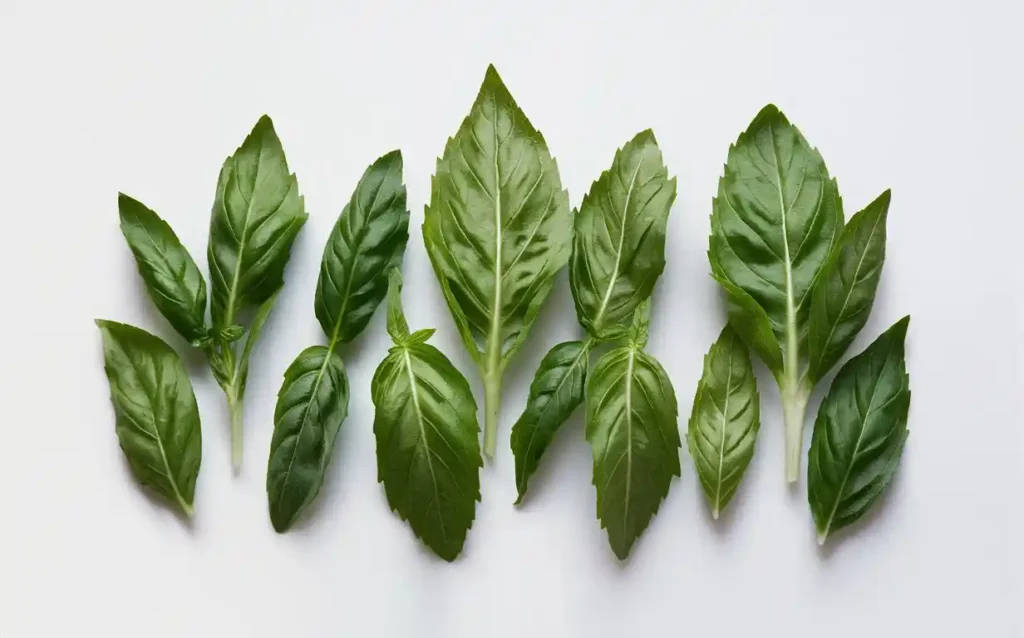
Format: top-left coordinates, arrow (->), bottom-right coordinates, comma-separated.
587,344 -> 680,559
808,316 -> 911,544
422,64 -> 573,458
117,193 -> 208,343
235,288 -> 280,398
687,326 -> 760,518
806,190 -> 890,383
386,268 -> 410,342
709,104 -> 843,350
510,340 -> 590,504
709,248 -> 783,378
315,150 -> 409,344
267,346 -> 349,532
628,297 -> 652,349
570,130 -> 676,339
371,274 -> 482,561
95,320 -> 202,516
208,115 -> 308,330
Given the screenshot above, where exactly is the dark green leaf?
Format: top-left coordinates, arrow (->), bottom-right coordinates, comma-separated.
96,320 -> 202,516
371,272 -> 482,560
687,326 -> 760,518
315,150 -> 409,344
386,268 -> 410,342
806,190 -> 890,383
267,346 -> 349,532
808,317 -> 911,544
587,344 -> 680,559
510,340 -> 590,504
235,288 -> 280,398
118,193 -> 208,343
570,131 -> 675,340
422,64 -> 573,457
208,115 -> 308,330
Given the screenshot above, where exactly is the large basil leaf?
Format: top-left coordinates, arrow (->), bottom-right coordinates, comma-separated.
709,104 -> 843,481
371,271 -> 482,560
315,150 -> 409,343
587,340 -> 680,559
808,316 -> 911,544
96,320 -> 202,516
570,130 -> 675,339
422,65 -> 572,458
806,190 -> 890,383
208,115 -> 308,329
117,193 -> 208,343
510,340 -> 590,504
687,326 -> 760,518
266,346 -> 349,532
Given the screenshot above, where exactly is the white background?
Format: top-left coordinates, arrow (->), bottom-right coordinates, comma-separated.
1,1 -> 1021,636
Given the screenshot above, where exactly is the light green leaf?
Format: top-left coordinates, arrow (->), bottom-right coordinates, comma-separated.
96,320 -> 202,516
628,297 -> 652,349
570,130 -> 675,340
267,346 -> 349,532
687,326 -> 760,518
371,274 -> 482,561
208,115 -> 308,329
117,193 -> 208,343
386,268 -> 410,342
806,190 -> 890,383
808,316 -> 911,544
510,340 -> 590,504
587,344 -> 680,559
422,64 -> 573,458
315,150 -> 409,344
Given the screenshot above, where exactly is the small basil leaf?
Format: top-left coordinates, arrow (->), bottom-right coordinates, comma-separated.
806,190 -> 890,383
570,130 -> 675,339
587,344 -> 680,559
235,288 -> 280,398
687,326 -> 760,518
208,115 -> 308,330
386,268 -> 410,342
510,340 -> 590,504
217,324 -> 245,343
371,273 -> 482,561
117,193 -> 208,343
628,297 -> 652,349
267,345 -> 349,532
96,320 -> 202,516
423,64 -> 573,458
709,104 -> 843,348
808,316 -> 911,544
315,150 -> 410,344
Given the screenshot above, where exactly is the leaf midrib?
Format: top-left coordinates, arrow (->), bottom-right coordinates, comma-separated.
713,345 -> 734,517
486,98 -> 504,375
768,123 -> 798,378
403,348 -> 447,544
621,347 -> 635,544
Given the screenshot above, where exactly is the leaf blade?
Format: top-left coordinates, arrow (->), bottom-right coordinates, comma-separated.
808,316 -> 911,543
687,326 -> 761,518
96,320 -> 202,516
510,340 -> 590,504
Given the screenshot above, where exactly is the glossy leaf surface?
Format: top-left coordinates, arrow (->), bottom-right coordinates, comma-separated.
808,317 -> 911,543
267,346 -> 349,532
96,320 -> 202,516
587,344 -> 680,559
570,130 -> 675,339
118,193 -> 208,343
510,340 -> 590,504
687,326 -> 760,518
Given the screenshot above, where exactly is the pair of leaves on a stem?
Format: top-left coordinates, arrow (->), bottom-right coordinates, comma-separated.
267,150 -> 409,532
509,127 -> 680,559
98,116 -> 307,514
698,105 -> 910,539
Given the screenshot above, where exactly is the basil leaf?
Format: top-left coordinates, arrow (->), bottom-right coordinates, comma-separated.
205,116 -> 308,471
709,104 -> 843,481
510,340 -> 590,504
570,131 -> 676,340
208,115 -> 308,329
117,193 -> 208,343
371,271 -> 482,560
266,346 -> 349,532
423,65 -> 572,458
96,320 -> 202,516
587,343 -> 680,559
808,316 -> 911,544
687,326 -> 760,518
315,150 -> 409,344
806,190 -> 890,383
